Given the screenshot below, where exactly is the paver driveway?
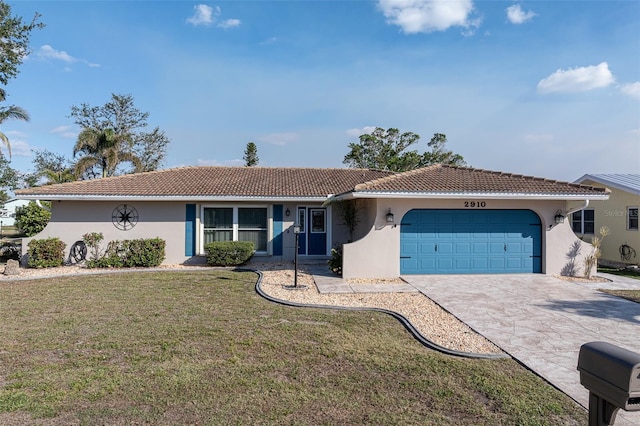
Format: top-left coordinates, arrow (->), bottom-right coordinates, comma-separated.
403,274 -> 640,426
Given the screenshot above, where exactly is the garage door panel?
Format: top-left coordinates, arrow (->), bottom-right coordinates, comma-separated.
401,209 -> 542,274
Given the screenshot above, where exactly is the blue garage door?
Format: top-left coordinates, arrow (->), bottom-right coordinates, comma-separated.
401,209 -> 542,274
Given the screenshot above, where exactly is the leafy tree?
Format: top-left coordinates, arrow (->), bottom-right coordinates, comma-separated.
0,151 -> 19,202
0,104 -> 29,158
343,127 -> 466,172
69,93 -> 170,175
30,149 -> 75,184
14,201 -> 51,237
0,2 -> 44,101
243,142 -> 259,166
73,128 -> 142,178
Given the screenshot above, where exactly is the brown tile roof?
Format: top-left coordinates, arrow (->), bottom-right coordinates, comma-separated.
15,167 -> 394,199
14,165 -> 607,200
352,165 -> 608,196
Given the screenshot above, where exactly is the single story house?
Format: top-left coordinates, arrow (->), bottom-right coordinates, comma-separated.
15,164 -> 609,279
573,174 -> 639,266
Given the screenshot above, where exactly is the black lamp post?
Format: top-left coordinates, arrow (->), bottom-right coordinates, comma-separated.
293,224 -> 300,287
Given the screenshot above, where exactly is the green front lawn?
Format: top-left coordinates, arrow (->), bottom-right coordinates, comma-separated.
0,270 -> 586,425
600,289 -> 640,304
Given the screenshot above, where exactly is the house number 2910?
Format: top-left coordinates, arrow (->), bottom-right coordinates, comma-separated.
464,201 -> 486,208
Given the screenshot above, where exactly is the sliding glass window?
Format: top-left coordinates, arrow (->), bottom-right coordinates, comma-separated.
238,208 -> 267,251
202,206 -> 268,252
203,208 -> 233,244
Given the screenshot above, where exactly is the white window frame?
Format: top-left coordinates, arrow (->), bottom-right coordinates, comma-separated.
572,209 -> 595,235
200,205 -> 270,254
628,207 -> 639,231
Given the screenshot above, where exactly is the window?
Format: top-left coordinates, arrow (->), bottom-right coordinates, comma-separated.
238,208 -> 267,251
571,209 -> 595,234
629,207 -> 639,231
203,208 -> 232,244
203,207 -> 268,252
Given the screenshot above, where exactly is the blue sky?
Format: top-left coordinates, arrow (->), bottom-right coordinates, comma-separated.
4,0 -> 639,182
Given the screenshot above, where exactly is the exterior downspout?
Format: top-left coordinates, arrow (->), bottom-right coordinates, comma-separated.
566,199 -> 589,217
35,200 -> 51,212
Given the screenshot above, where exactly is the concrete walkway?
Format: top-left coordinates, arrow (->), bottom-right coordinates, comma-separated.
402,274 -> 640,426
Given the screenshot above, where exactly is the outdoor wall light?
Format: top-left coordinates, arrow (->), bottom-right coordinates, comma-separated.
386,208 -> 395,224
554,209 -> 565,224
285,208 -> 291,217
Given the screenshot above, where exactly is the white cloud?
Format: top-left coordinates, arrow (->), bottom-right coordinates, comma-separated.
50,125 -> 77,138
506,4 -> 536,24
346,126 -> 377,137
537,62 -> 615,94
187,4 -> 241,28
218,18 -> 241,29
187,4 -> 215,26
620,82 -> 640,99
3,137 -> 31,157
34,45 -> 100,68
256,132 -> 299,146
377,0 -> 479,34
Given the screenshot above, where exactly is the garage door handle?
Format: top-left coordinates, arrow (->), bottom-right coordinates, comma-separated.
435,244 -> 438,252
504,244 -> 507,252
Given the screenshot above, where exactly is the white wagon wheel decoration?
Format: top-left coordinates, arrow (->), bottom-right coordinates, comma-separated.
112,204 -> 138,231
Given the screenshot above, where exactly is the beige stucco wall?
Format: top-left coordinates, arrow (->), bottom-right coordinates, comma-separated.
342,198 -> 595,279
22,201 -> 337,266
574,180 -> 640,265
23,201 -> 189,264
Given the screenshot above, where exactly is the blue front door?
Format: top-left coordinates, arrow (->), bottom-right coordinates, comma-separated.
400,209 -> 542,274
297,207 -> 327,256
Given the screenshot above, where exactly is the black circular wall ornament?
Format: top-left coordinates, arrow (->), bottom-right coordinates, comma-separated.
112,204 -> 138,230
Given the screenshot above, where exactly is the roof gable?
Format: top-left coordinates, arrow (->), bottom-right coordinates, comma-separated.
574,174 -> 640,195
349,165 -> 608,197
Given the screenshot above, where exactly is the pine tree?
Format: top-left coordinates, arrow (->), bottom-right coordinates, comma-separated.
243,142 -> 259,167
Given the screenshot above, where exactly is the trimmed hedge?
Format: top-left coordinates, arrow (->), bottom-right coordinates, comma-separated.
27,238 -> 66,268
86,238 -> 166,268
204,241 -> 254,266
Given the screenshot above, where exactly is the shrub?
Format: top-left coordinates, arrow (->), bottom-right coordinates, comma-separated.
82,232 -> 104,262
14,201 -> 51,237
85,237 -> 166,268
0,241 -> 21,261
27,237 -> 66,268
204,241 -> 254,266
328,245 -> 343,276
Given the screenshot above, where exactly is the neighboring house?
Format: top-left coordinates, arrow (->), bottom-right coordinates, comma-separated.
573,174 -> 640,266
0,199 -> 30,227
15,165 -> 608,278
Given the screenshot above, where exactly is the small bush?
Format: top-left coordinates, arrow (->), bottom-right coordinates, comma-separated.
27,237 -> 66,268
328,245 -> 343,276
85,238 -> 166,268
204,241 -> 254,266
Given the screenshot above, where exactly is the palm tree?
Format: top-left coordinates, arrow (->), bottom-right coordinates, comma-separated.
73,128 -> 143,178
0,105 -> 30,158
40,167 -> 76,185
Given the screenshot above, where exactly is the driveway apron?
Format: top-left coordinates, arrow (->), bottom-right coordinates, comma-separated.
404,274 -> 640,426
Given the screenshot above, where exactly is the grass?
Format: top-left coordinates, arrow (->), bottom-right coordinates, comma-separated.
0,270 -> 587,425
600,289 -> 640,304
598,266 -> 640,280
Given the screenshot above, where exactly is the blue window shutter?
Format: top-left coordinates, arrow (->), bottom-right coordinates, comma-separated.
185,204 -> 196,256
273,205 -> 283,256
